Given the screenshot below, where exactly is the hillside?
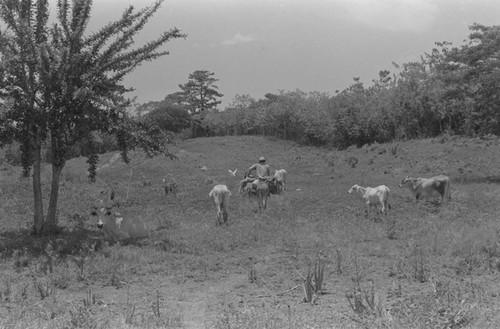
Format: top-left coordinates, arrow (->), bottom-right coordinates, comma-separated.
1,135 -> 500,328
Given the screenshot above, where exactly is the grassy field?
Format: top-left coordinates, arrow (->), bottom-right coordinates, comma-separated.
1,135 -> 500,328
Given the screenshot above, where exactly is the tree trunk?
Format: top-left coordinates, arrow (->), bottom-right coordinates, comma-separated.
32,135 -> 45,234
45,162 -> 65,233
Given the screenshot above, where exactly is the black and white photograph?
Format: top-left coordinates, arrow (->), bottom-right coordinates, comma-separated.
1,0 -> 500,328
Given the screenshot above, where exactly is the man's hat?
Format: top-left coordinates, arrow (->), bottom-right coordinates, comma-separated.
259,156 -> 266,163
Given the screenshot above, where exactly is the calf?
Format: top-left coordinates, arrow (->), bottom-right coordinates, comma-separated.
399,175 -> 451,204
348,184 -> 391,218
209,184 -> 232,226
273,169 -> 288,183
270,169 -> 288,194
163,178 -> 178,196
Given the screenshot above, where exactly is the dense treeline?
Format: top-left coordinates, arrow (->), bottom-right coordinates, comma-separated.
2,24 -> 498,167
199,24 -> 500,149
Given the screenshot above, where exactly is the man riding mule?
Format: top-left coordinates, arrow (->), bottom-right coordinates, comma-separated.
241,156 -> 273,194
239,157 -> 286,214
247,156 -> 271,179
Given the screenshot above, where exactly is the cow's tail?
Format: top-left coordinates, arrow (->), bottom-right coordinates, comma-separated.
386,187 -> 391,210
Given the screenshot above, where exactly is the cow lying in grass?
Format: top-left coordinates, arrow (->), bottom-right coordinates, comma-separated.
91,200 -> 149,242
348,184 -> 391,218
399,175 -> 451,204
209,184 -> 232,226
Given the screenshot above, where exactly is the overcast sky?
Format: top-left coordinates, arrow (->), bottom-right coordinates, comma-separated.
85,0 -> 500,108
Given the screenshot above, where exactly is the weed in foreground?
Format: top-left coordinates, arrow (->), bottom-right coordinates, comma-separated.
248,258 -> 257,283
121,290 -> 182,329
83,287 -> 96,307
410,244 -> 429,283
32,276 -> 56,300
301,258 -> 325,305
152,290 -> 161,318
345,280 -> 393,328
429,275 -> 485,327
0,277 -> 12,302
334,247 -> 342,275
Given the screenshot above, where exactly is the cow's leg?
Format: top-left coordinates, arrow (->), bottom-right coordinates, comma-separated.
220,199 -> 228,225
380,199 -> 386,217
222,210 -> 227,225
216,203 -> 223,226
440,189 -> 449,204
257,197 -> 262,216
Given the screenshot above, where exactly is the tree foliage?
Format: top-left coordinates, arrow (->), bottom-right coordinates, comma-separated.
178,70 -> 223,114
0,0 -> 185,234
199,24 -> 500,148
138,100 -> 191,133
435,24 -> 500,134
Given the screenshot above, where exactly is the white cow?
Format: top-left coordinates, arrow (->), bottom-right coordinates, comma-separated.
209,184 -> 232,226
348,184 -> 391,218
399,175 -> 451,204
274,169 -> 288,183
270,169 -> 287,195
91,200 -> 149,242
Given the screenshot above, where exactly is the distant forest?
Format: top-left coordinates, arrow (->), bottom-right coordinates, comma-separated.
190,23 -> 499,149
140,24 -> 499,149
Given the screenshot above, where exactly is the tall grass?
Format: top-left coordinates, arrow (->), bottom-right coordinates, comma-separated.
1,135 -> 500,328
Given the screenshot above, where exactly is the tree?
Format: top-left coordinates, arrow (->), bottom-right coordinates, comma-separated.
227,93 -> 255,110
178,70 -> 223,113
0,0 -> 185,234
435,24 -> 500,135
140,101 -> 191,133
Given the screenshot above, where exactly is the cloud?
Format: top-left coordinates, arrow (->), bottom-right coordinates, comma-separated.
222,33 -> 256,46
337,0 -> 440,33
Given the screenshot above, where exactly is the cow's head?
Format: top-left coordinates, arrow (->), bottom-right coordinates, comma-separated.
399,176 -> 413,188
348,184 -> 359,194
91,199 -> 114,229
274,169 -> 288,182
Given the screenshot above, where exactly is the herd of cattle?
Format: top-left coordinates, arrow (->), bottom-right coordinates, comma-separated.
91,171 -> 451,242
347,174 -> 451,218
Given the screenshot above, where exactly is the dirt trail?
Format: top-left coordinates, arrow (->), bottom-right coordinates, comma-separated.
97,153 -> 121,171
170,273 -> 247,328
93,272 -> 248,328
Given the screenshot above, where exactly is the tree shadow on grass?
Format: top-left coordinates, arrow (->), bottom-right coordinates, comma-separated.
0,226 -> 99,259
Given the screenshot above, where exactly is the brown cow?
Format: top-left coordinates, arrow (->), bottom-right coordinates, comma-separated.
91,200 -> 149,242
399,175 -> 451,204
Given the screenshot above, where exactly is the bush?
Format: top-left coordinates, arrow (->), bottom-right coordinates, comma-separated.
4,143 -> 22,165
